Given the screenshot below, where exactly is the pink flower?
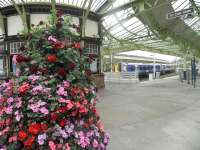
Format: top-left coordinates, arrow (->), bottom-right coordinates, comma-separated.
0,146 -> 7,150
0,95 -> 4,103
7,97 -> 14,103
66,100 -> 73,110
37,100 -> 46,106
15,97 -> 22,108
93,139 -> 98,148
65,143 -> 70,150
57,144 -> 63,149
16,115 -> 22,122
31,85 -> 43,95
48,36 -> 57,43
77,131 -> 90,148
18,83 -> 30,95
0,127 -> 10,136
57,87 -> 67,96
28,104 -> 39,112
38,133 -> 47,145
63,81 -> 70,88
58,98 -> 66,103
28,75 -> 40,83
9,135 -> 17,143
40,107 -> 49,115
15,111 -> 22,122
5,106 -> 13,114
16,70 -> 21,77
49,141 -> 56,150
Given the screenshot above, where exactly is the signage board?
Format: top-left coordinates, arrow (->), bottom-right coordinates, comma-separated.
167,8 -> 194,19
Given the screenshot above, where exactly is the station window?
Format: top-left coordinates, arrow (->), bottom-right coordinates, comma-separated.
84,43 -> 98,54
9,42 -> 24,54
0,55 -> 8,77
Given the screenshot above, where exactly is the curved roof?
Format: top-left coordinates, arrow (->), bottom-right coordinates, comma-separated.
0,0 -> 107,12
102,0 -> 200,57
0,0 -> 200,57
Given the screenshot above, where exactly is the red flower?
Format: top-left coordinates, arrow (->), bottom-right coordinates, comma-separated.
51,113 -> 58,121
89,54 -> 96,59
16,55 -> 23,63
18,83 -> 30,95
88,118 -> 93,125
67,62 -> 76,70
24,136 -> 35,147
57,106 -> 67,113
71,110 -> 78,116
16,55 -> 30,63
73,42 -> 81,50
23,57 -> 31,62
56,10 -> 64,17
18,130 -> 28,141
75,102 -> 81,108
5,118 -> 12,126
30,66 -> 38,74
28,123 -> 41,135
82,99 -> 88,105
97,122 -> 104,131
79,105 -> 88,114
41,123 -> 48,132
53,41 -> 65,50
57,68 -> 67,77
39,68 -> 48,74
71,87 -> 82,97
83,123 -> 89,129
85,69 -> 92,76
66,100 -> 74,110
88,54 -> 96,63
47,55 -> 57,63
9,135 -> 17,143
59,119 -> 66,127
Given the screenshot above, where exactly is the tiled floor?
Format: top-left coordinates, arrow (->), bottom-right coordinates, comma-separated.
98,76 -> 200,150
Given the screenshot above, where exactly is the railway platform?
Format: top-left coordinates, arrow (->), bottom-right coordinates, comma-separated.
98,76 -> 200,150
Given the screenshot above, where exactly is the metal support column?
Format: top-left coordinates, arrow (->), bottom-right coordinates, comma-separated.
191,56 -> 196,88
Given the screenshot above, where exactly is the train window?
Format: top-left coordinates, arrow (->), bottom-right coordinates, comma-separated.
127,65 -> 135,72
156,66 -> 160,69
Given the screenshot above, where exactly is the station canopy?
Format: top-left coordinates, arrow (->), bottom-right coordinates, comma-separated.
117,50 -> 181,63
0,0 -> 200,57
0,0 -> 107,12
101,0 -> 200,58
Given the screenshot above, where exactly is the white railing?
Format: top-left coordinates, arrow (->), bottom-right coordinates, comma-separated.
104,72 -> 139,83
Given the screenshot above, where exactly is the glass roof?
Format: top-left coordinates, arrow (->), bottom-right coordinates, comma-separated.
0,0 -> 107,12
102,0 -> 200,56
0,0 -> 200,56
172,0 -> 200,33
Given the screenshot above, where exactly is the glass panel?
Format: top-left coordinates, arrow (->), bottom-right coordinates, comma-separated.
9,42 -> 24,54
84,43 -> 98,54
0,0 -> 108,12
90,58 -> 97,73
0,55 -> 7,77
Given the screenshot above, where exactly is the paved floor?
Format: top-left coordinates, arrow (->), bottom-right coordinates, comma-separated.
98,76 -> 200,150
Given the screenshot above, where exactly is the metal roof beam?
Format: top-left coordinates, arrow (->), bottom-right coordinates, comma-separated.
82,0 -> 93,37
106,13 -> 135,31
100,0 -> 138,17
96,0 -> 116,13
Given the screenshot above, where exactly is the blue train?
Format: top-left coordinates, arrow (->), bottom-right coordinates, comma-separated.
122,63 -> 175,77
